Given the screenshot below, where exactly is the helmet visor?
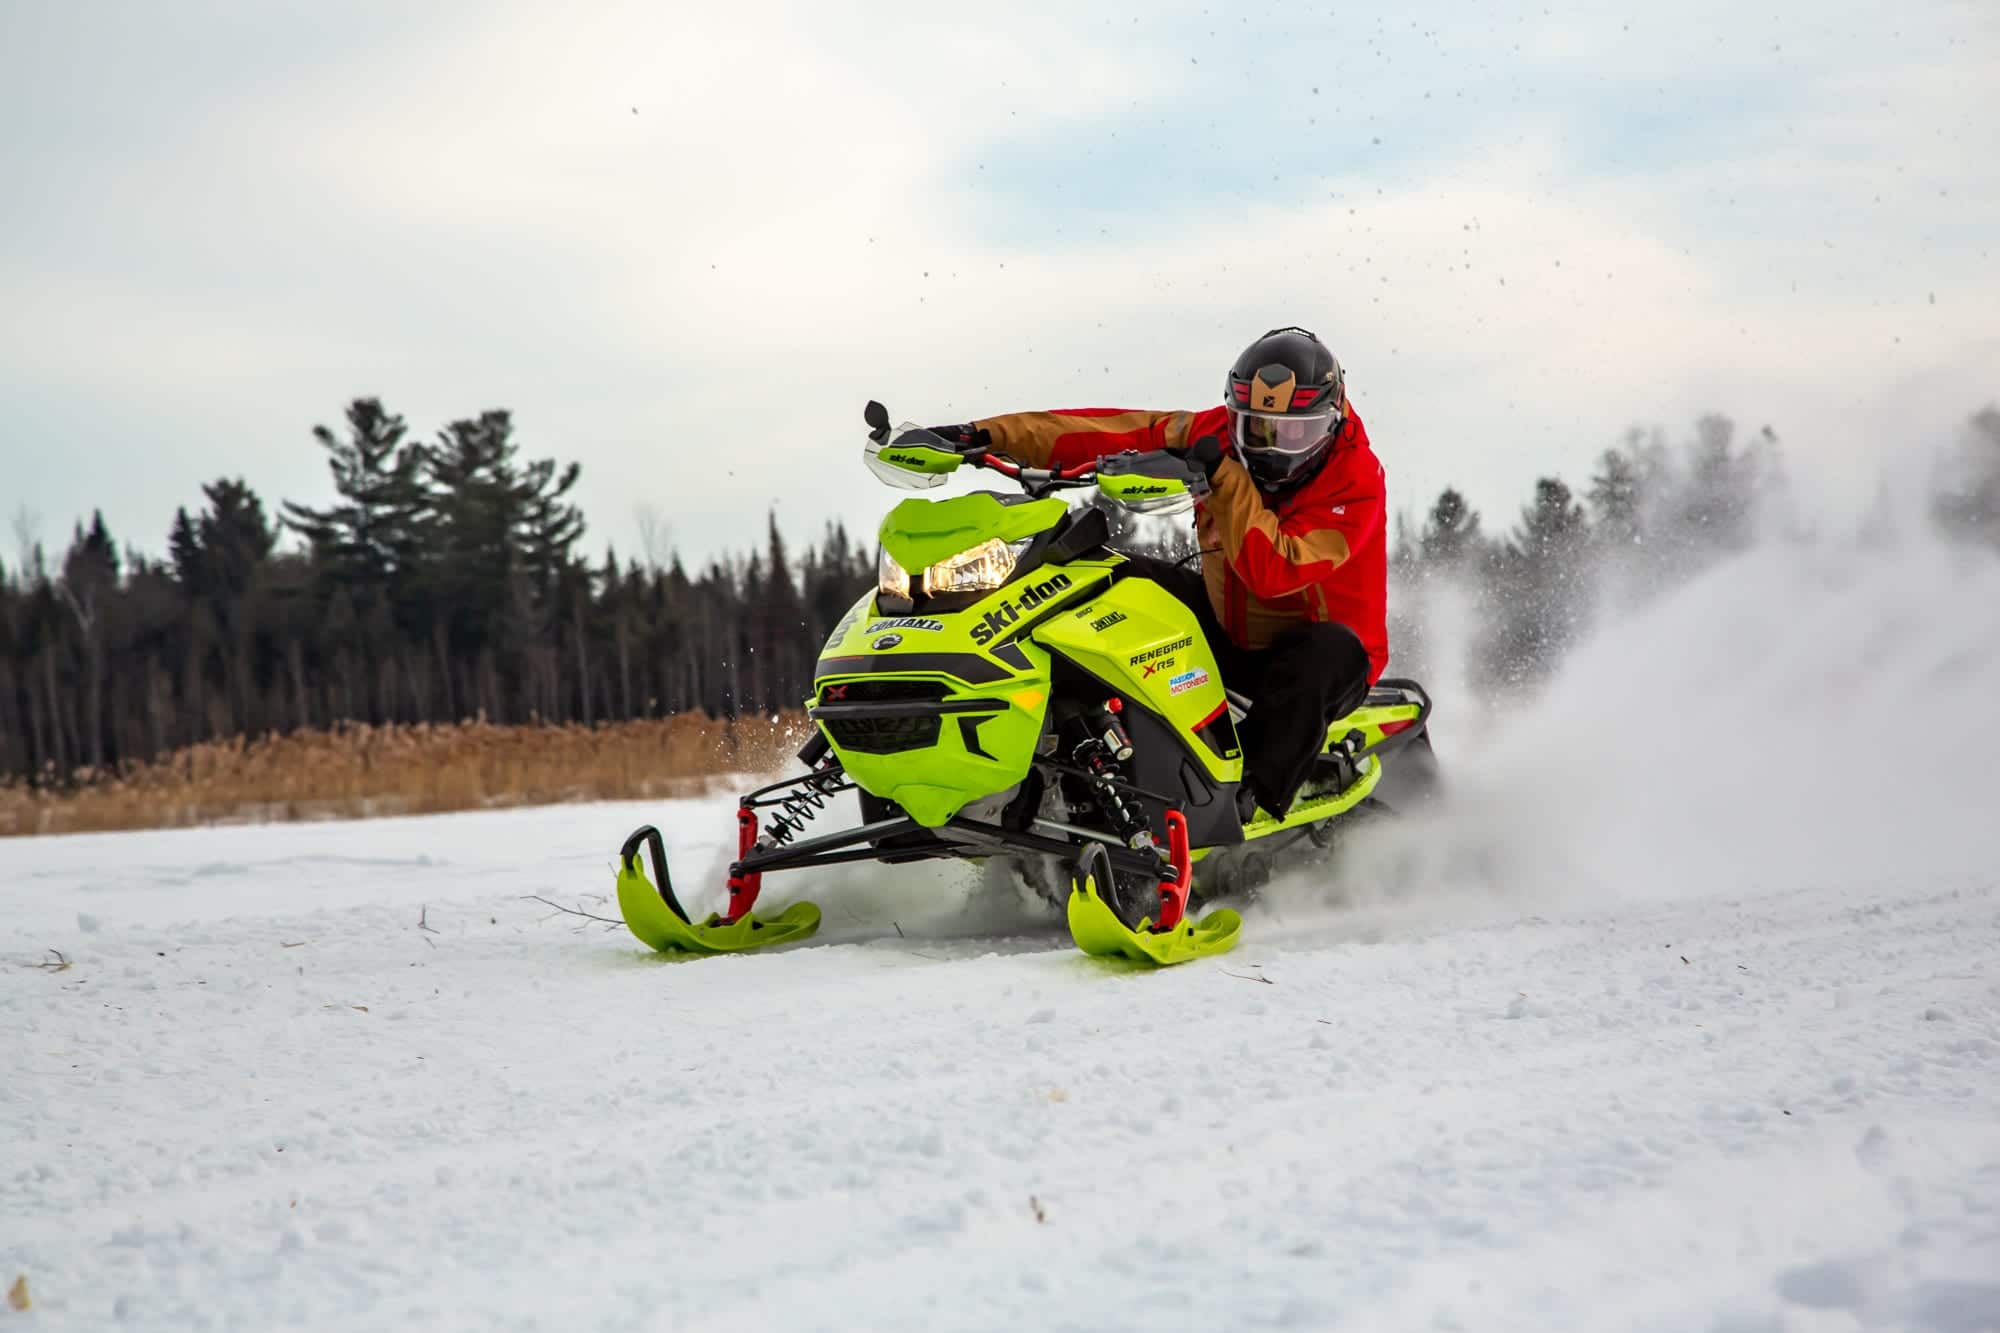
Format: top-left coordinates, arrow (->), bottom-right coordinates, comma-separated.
1231,408 -> 1337,457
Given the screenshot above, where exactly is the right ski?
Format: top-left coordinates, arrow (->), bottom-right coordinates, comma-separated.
1067,873 -> 1242,966
1064,831 -> 1241,966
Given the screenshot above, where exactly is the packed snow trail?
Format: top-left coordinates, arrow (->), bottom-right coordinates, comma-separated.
5,536 -> 2000,1331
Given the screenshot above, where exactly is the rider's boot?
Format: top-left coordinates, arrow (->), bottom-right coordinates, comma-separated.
1309,730 -> 1367,796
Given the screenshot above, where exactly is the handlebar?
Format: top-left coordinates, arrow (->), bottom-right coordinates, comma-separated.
863,404 -> 1203,507
958,449 -> 1101,497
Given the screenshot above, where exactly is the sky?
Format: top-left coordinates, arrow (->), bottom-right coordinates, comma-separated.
3,0 -> 1995,569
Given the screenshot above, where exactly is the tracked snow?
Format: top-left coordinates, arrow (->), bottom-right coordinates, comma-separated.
5,538 -> 1999,1331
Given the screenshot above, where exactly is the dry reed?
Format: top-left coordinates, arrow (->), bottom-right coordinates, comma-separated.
0,713 -> 811,838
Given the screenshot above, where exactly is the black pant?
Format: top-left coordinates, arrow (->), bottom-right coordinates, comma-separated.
1122,555 -> 1371,814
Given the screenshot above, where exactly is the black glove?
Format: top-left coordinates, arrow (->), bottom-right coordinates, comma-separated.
1167,434 -> 1228,479
925,423 -> 992,451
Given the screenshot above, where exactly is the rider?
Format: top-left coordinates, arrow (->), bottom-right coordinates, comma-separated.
930,326 -> 1387,819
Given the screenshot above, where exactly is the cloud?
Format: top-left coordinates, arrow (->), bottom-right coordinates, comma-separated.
1,0 -> 1995,565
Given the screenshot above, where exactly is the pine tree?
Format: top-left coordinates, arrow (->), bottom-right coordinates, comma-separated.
1514,478 -> 1588,561
519,455 -> 586,594
1480,477 -> 1591,688
1935,405 -> 2000,543
57,514 -> 120,771
168,508 -> 203,594
197,480 -> 277,602
1588,447 -> 1644,549
1418,488 -> 1485,570
282,399 -> 426,594
758,512 -> 804,714
1679,414 -> 1754,550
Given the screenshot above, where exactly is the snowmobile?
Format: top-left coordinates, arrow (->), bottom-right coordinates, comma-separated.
613,403 -> 1436,966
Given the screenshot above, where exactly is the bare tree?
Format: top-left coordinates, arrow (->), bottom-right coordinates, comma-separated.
634,503 -> 670,571
11,504 -> 40,579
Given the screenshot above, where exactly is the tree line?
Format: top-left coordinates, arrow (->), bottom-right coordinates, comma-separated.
1,400 -> 872,786
4,397 -> 1995,787
1388,404 -> 1996,692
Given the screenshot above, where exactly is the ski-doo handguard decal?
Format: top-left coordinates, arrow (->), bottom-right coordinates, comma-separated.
1096,450 -> 1205,515
864,427 -> 963,489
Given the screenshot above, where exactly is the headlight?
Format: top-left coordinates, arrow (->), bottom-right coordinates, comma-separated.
878,547 -> 911,600
923,538 -> 1026,594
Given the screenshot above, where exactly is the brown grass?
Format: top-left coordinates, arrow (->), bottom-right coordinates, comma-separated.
0,713 -> 811,838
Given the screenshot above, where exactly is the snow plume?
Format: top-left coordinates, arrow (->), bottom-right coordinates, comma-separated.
1326,507 -> 2000,920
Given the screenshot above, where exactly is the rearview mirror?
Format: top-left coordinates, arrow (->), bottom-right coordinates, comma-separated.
863,400 -> 892,444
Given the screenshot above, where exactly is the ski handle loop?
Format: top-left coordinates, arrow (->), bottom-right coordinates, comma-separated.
724,804 -> 765,923
619,825 -> 694,925
1151,809 -> 1193,933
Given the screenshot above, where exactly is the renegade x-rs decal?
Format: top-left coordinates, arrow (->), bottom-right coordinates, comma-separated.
1129,636 -> 1194,666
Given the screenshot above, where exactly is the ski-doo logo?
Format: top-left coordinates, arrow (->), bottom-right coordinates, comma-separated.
871,634 -> 903,650
867,617 -> 944,634
1121,483 -> 1170,495
1129,636 -> 1194,667
1089,611 -> 1127,632
969,573 -> 1073,646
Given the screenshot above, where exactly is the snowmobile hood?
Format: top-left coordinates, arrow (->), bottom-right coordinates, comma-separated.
877,492 -> 1069,571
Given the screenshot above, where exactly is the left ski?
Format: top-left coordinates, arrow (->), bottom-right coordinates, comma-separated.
614,826 -> 820,955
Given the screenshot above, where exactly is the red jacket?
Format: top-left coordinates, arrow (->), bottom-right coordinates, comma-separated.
974,404 -> 1388,681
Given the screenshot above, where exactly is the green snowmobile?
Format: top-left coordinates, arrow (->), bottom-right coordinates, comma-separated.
614,403 -> 1436,966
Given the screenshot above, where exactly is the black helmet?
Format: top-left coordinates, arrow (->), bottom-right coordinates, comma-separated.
1224,326 -> 1346,491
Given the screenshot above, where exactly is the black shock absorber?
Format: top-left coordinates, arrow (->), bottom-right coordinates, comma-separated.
1071,697 -> 1158,858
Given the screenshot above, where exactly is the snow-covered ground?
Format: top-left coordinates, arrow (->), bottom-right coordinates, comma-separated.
6,539 -> 2000,1332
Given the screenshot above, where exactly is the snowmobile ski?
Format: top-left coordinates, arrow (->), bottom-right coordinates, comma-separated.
1066,880 -> 1243,966
1064,816 -> 1232,960
615,825 -> 820,955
